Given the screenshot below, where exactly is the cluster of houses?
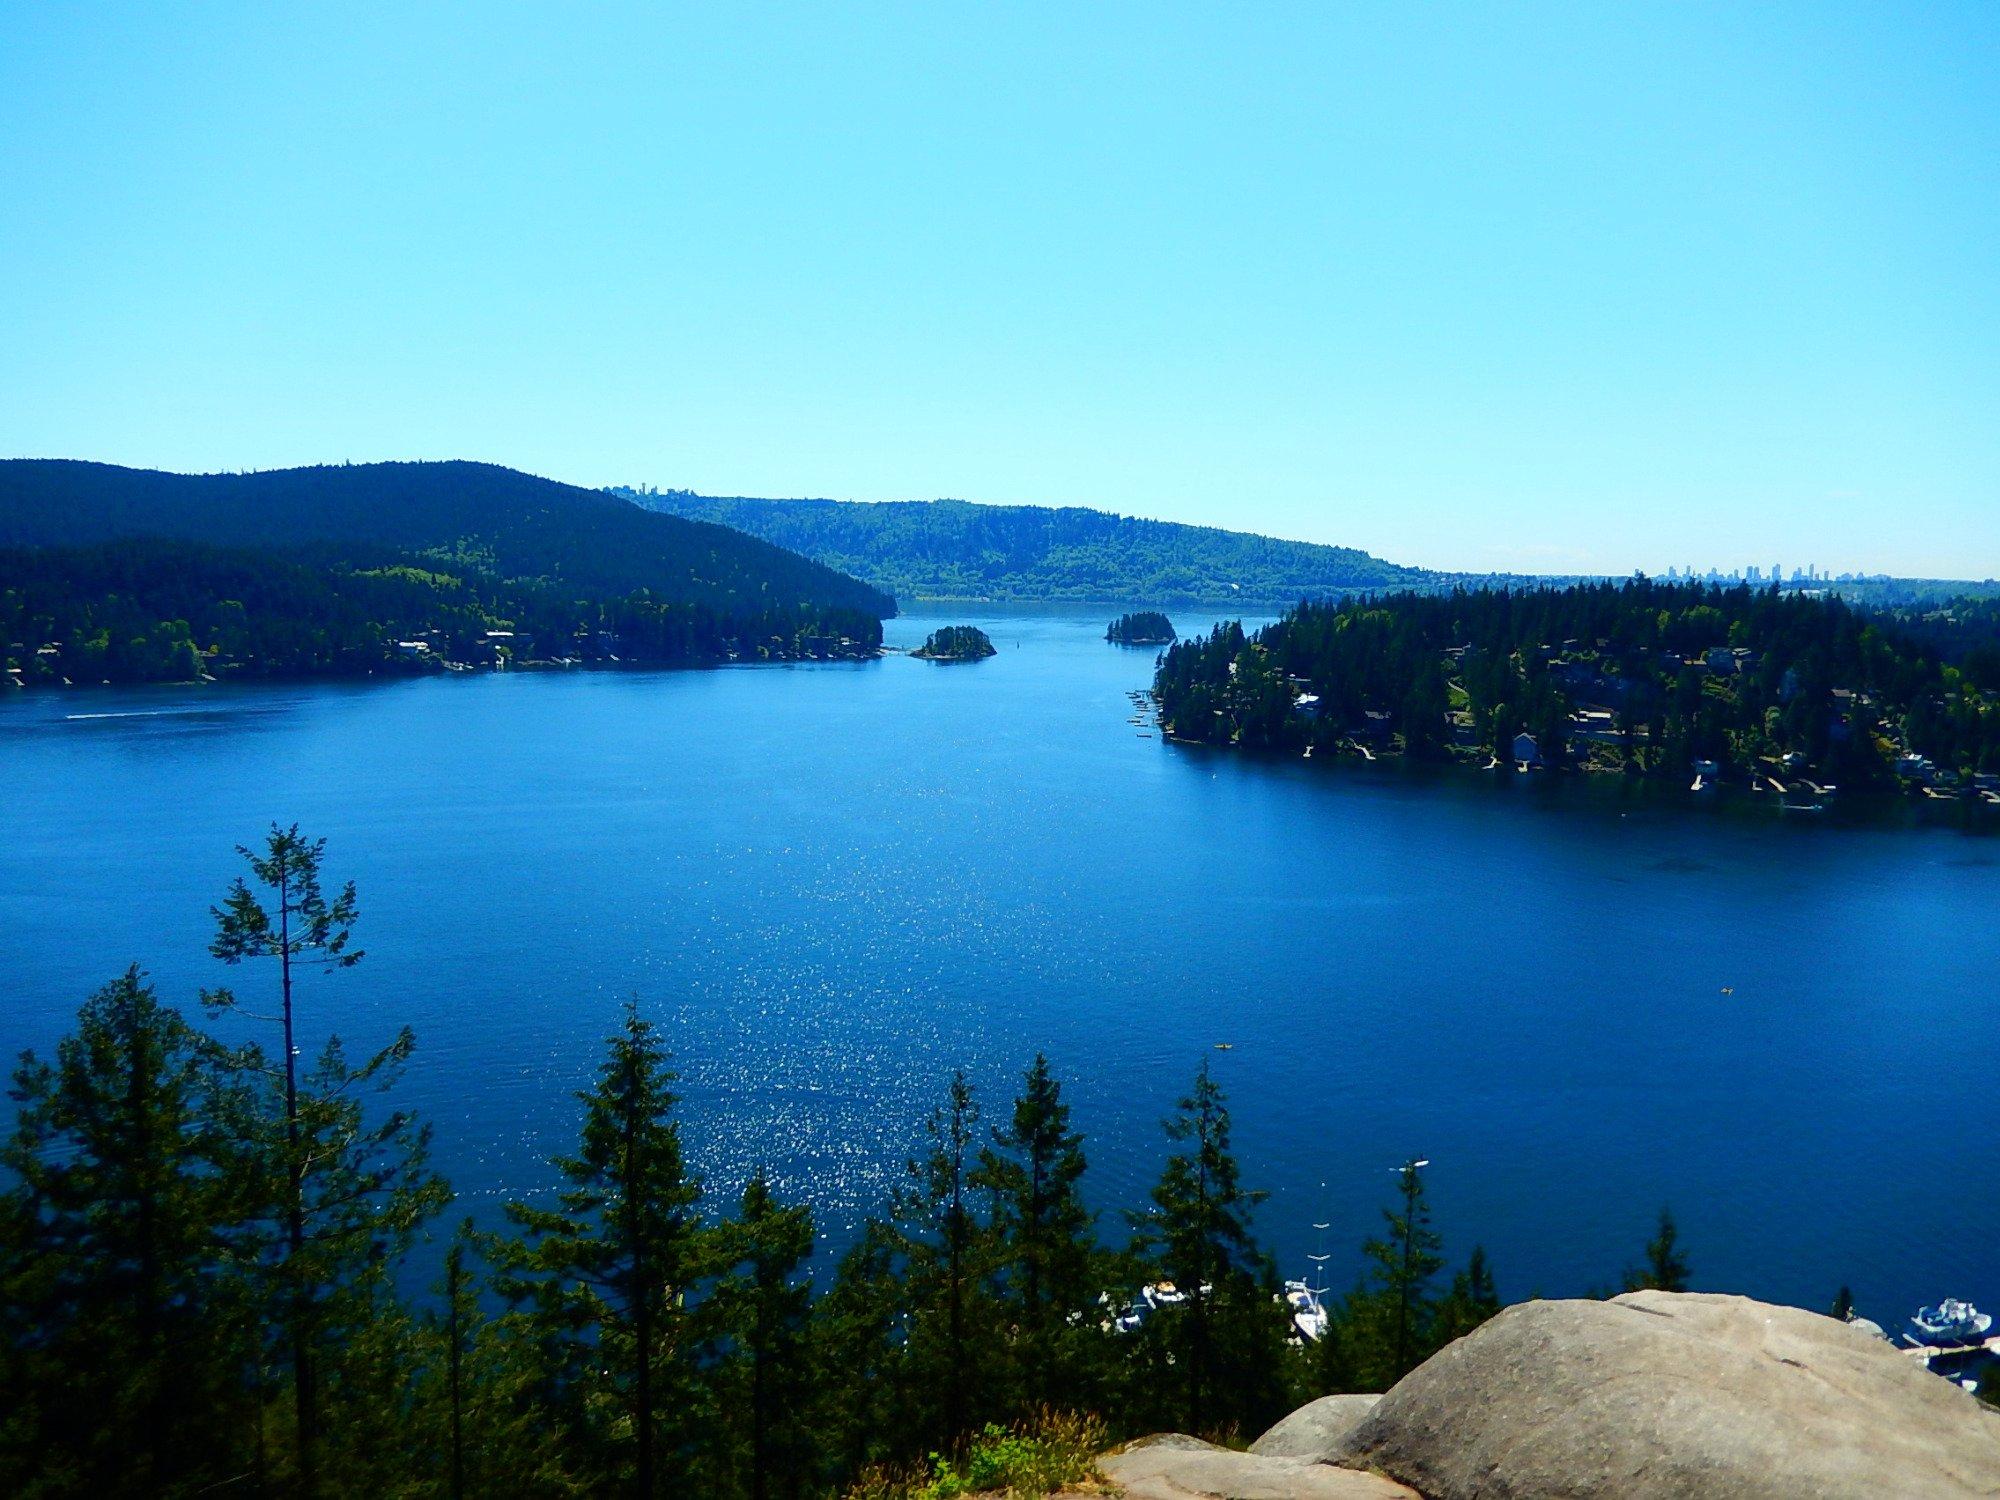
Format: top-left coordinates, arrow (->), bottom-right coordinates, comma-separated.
390,628 -> 532,670
1279,638 -> 1996,804
1896,752 -> 2000,803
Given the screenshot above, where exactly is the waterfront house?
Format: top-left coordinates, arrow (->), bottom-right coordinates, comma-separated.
1513,732 -> 1542,768
1295,693 -> 1322,720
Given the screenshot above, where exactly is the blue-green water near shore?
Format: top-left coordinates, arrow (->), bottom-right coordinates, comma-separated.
5,608 -> 1997,1326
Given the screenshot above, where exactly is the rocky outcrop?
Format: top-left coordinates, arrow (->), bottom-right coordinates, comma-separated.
1100,1433 -> 1417,1499
1331,1290 -> 2000,1499
1250,1395 -> 1382,1461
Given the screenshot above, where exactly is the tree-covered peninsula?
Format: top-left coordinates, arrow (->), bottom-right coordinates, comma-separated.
1153,582 -> 2000,798
0,461 -> 893,685
1106,610 -> 1176,645
912,624 -> 997,660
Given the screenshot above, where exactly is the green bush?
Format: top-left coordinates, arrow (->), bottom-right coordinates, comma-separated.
846,1410 -> 1109,1499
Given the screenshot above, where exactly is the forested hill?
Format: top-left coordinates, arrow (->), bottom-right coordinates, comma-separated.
0,462 -> 893,685
2,460 -> 894,617
614,487 -> 1427,603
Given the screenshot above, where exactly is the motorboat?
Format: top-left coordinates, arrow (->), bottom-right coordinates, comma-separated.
1911,1299 -> 1992,1346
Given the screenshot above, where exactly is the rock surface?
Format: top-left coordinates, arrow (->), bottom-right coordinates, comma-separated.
1101,1434 -> 1417,1499
1250,1395 -> 1382,1461
1332,1290 -> 2000,1499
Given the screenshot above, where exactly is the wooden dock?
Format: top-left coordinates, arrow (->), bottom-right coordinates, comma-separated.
1901,1335 -> 2000,1361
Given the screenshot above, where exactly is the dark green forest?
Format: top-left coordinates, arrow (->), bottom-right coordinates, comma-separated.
1154,581 -> 2000,790
0,463 -> 895,684
616,489 -> 1426,605
1106,612 -> 1176,645
1,540 -> 884,684
2,826 -> 1716,1499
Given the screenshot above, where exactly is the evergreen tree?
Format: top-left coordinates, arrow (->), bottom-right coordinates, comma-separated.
974,1054 -> 1104,1415
0,968 -> 261,1496
1431,1244 -> 1503,1347
1831,1285 -> 1855,1322
889,1069 -> 993,1452
1360,1159 -> 1443,1383
498,1002 -> 713,1496
1127,1058 -> 1282,1437
711,1169 -> 817,1500
1624,1206 -> 1691,1293
398,1220 -> 575,1498
205,825 -> 446,1494
815,1222 -> 908,1479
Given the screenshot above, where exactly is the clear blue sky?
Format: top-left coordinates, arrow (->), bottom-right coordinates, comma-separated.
3,4 -> 1995,576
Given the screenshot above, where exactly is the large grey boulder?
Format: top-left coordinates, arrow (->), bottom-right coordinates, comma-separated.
1101,1433 -> 1417,1499
1251,1395 -> 1383,1461
1333,1290 -> 2000,1499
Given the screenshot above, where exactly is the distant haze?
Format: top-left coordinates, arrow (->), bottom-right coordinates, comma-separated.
2,5 -> 1994,576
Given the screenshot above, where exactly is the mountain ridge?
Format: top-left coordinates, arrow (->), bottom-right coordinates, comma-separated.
614,486 -> 1429,604
1,459 -> 896,617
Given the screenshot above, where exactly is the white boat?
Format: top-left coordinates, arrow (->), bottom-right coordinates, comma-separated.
1142,1280 -> 1188,1311
1284,1279 -> 1329,1342
1911,1299 -> 1992,1346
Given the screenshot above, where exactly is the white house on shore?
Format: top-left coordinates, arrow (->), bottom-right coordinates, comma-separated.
1513,732 -> 1541,768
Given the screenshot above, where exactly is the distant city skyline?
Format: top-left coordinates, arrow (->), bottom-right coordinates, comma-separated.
3,3 -> 1996,578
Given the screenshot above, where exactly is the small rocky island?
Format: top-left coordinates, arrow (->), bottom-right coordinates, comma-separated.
1107,610 -> 1177,645
912,624 -> 997,661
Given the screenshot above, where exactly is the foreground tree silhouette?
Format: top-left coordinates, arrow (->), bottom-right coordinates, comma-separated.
1625,1206 -> 1691,1293
1128,1057 -> 1281,1437
712,1168 -> 817,1500
895,1068 -> 991,1451
975,1053 -> 1103,1415
0,969 -> 261,1494
1432,1244 -> 1503,1347
1364,1159 -> 1444,1382
206,824 -> 445,1493
499,1003 -> 711,1496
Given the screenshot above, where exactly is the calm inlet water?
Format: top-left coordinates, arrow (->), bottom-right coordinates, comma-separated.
5,609 -> 1998,1324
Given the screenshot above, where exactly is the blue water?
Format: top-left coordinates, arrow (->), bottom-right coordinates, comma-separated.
5,608 -> 1998,1329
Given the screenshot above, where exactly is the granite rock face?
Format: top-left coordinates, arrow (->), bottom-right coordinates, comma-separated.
1100,1433 -> 1417,1499
1250,1395 -> 1383,1461
1331,1291 -> 2000,1499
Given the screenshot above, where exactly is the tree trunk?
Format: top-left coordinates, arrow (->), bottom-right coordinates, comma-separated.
279,866 -> 316,1494
447,1249 -> 465,1500
626,1061 -> 653,1498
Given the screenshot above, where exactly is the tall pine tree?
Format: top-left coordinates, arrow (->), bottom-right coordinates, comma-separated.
0,968 -> 262,1496
1127,1058 -> 1283,1438
889,1069 -> 993,1453
711,1168 -> 817,1500
205,825 -> 446,1493
499,1002 -> 714,1496
974,1053 -> 1105,1416
1357,1158 -> 1444,1386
